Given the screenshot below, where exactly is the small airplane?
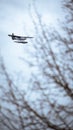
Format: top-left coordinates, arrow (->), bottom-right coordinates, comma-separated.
8,33 -> 33,44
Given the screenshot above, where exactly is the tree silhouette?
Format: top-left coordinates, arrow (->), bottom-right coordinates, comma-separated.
0,0 -> 73,130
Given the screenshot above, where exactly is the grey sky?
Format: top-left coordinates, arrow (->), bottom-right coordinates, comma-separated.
0,0 -> 63,75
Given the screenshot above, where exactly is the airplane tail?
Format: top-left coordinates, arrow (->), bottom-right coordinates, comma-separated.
8,34 -> 11,37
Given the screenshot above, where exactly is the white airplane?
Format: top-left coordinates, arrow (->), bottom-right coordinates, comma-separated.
8,33 -> 33,44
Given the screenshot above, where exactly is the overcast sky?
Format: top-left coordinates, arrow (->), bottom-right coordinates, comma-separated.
0,0 -> 63,77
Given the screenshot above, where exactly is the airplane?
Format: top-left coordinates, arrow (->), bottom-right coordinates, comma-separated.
8,33 -> 33,43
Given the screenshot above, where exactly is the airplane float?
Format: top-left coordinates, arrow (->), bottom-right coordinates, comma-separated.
8,33 -> 33,44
